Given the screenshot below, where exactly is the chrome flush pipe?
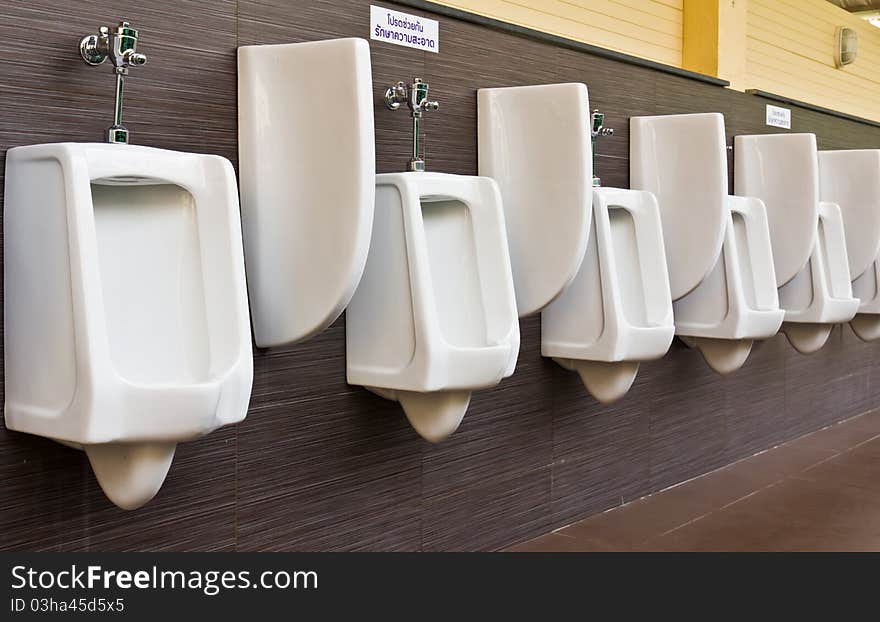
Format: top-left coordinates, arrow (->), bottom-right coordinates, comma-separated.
79,21 -> 147,144
385,78 -> 440,172
591,109 -> 615,187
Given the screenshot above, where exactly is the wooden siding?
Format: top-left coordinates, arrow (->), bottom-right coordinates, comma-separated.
432,0 -> 684,66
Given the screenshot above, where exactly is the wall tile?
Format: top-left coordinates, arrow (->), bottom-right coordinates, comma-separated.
647,343 -> 730,492
422,466 -> 552,551
550,366 -> 651,525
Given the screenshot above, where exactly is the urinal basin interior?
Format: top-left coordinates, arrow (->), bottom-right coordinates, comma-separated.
346,173 -> 519,394
630,113 -> 728,300
421,195 -> 490,348
93,181 -> 222,384
734,133 -> 819,287
818,149 -> 880,279
604,207 -> 654,331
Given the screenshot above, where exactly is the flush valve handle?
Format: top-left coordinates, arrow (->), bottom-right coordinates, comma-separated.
79,21 -> 147,144
384,81 -> 408,110
591,110 -> 614,137
590,109 -> 616,187
385,77 -> 440,172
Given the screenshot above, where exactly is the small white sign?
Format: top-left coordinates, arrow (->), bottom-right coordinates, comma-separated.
370,5 -> 439,53
766,104 -> 792,129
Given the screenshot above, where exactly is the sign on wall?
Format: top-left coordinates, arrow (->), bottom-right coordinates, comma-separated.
370,5 -> 439,53
766,104 -> 792,129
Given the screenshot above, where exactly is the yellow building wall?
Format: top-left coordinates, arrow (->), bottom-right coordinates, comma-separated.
432,0 -> 684,67
435,0 -> 880,122
745,0 -> 880,122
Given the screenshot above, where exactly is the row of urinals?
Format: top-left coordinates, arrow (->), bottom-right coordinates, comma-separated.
5,38 -> 880,510
484,86 -> 873,398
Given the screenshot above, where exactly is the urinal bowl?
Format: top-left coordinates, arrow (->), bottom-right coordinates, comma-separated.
673,196 -> 784,374
346,172 -> 519,442
542,187 -> 674,403
4,143 -> 254,509
778,201 -> 859,353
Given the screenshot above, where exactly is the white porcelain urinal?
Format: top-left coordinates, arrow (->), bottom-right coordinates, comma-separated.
346,173 -> 520,442
4,143 -> 253,509
735,134 -> 859,353
542,187 -> 675,402
631,113 -> 784,374
238,38 -> 375,347
818,149 -> 880,341
478,83 -> 673,403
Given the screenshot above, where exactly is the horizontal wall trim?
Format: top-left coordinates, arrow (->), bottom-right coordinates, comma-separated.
746,89 -> 880,129
394,0 -> 730,87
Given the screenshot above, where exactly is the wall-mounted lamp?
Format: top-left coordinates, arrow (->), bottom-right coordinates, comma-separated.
835,26 -> 858,67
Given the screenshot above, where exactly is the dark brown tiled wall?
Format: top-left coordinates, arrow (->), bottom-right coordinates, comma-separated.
1,0 -> 879,551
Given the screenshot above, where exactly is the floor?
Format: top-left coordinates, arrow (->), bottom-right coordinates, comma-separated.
508,408 -> 880,552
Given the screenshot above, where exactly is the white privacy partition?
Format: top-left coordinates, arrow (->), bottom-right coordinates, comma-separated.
818,149 -> 880,341
238,38 -> 376,348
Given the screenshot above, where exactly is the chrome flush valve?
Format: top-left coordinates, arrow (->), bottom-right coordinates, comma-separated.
385,78 -> 440,172
591,110 -> 615,187
79,21 -> 148,144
